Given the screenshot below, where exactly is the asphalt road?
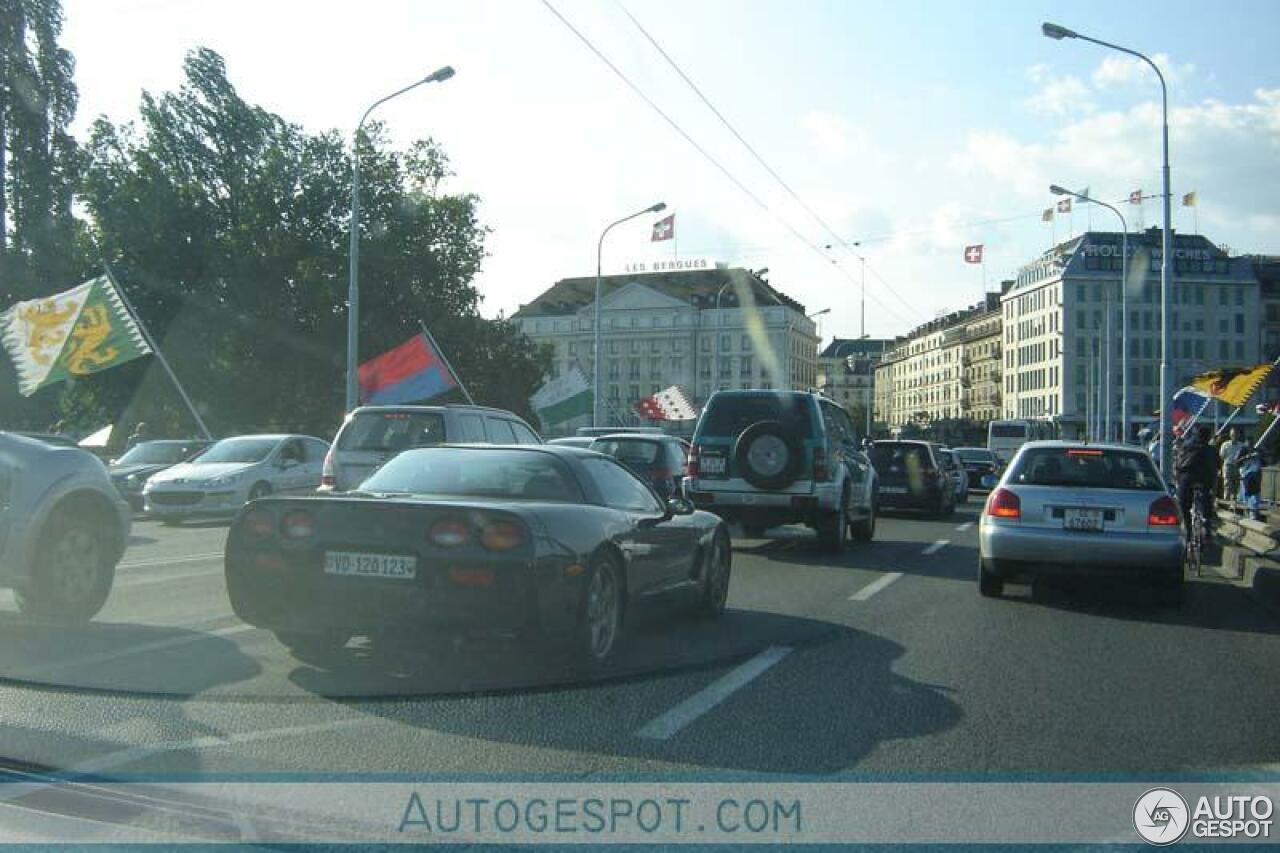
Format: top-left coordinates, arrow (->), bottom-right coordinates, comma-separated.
1,499 -> 1278,779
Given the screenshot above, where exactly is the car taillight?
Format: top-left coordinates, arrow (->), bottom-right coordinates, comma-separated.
429,518 -> 472,547
686,445 -> 700,477
243,507 -> 276,537
281,510 -> 315,539
985,488 -> 1021,519
480,520 -> 527,552
321,449 -> 336,488
813,447 -> 830,482
1148,495 -> 1180,526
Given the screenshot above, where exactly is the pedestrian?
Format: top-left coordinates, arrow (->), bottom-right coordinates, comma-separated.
1219,427 -> 1246,502
1240,443 -> 1265,521
126,421 -> 149,450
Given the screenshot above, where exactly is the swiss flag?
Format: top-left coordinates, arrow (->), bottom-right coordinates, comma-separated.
1129,189 -> 1143,204
651,214 -> 675,242
1056,198 -> 1072,214
963,244 -> 984,264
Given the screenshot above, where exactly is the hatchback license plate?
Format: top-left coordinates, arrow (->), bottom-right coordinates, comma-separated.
324,551 -> 417,579
1063,509 -> 1104,532
700,455 -> 726,474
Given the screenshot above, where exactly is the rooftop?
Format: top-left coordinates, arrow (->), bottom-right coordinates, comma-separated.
512,267 -> 805,318
819,338 -> 894,359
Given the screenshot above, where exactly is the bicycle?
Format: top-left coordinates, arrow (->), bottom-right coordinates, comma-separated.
1184,485 -> 1209,578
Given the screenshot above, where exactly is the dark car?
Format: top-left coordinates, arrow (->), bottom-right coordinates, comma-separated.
589,434 -> 688,500
953,447 -> 1002,490
868,440 -> 956,517
108,439 -> 211,511
225,445 -> 731,667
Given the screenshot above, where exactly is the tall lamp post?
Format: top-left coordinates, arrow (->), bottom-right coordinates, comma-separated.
594,202 -> 666,427
346,66 -> 456,413
1051,185 -> 1129,443
1043,22 -> 1173,472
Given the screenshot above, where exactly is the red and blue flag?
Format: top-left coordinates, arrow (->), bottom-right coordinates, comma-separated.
1170,386 -> 1209,426
358,333 -> 458,405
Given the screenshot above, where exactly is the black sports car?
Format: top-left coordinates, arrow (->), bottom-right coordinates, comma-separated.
225,444 -> 731,666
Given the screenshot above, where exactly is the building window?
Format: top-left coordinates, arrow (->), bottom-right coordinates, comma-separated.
720,334 -> 730,351
568,342 -> 577,356
629,384 -> 640,401
672,339 -> 683,353
651,339 -> 661,353
701,336 -> 711,352
1219,287 -> 1229,306
608,384 -> 619,400
741,334 -> 751,351
1236,287 -> 1244,306
1195,285 -> 1205,305
608,340 -> 619,355
629,361 -> 641,379
1236,314 -> 1245,334
608,359 -> 619,379
630,339 -> 641,354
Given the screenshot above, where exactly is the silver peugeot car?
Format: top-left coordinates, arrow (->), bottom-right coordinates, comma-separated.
978,441 -> 1184,605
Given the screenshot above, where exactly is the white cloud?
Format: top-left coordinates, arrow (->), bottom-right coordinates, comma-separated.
1092,53 -> 1195,89
801,110 -> 856,157
1026,75 -> 1094,116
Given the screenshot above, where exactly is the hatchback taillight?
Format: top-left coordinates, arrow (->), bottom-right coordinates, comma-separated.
985,488 -> 1021,519
1148,495 -> 1180,526
243,507 -> 276,537
813,447 -> 830,482
281,510 -> 315,539
480,520 -> 527,552
429,518 -> 472,547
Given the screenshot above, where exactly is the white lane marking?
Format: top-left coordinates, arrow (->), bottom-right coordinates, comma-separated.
117,567 -> 223,589
53,718 -> 376,780
5,623 -> 253,681
636,646 -> 792,740
117,552 -> 222,569
848,571 -> 904,601
955,522 -> 973,532
922,539 -> 950,555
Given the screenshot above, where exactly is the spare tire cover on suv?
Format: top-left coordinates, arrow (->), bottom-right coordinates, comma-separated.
734,420 -> 803,490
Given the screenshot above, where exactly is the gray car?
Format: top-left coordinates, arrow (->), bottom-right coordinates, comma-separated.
977,441 -> 1184,605
0,432 -> 132,622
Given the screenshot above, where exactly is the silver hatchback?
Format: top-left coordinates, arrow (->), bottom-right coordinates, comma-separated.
978,441 -> 1184,605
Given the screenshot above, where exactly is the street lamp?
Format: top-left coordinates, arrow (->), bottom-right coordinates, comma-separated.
1043,21 -> 1173,474
594,202 -> 666,427
1051,185 -> 1129,443
345,66 -> 456,412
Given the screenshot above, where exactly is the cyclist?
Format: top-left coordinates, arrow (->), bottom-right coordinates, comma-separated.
1175,425 -> 1217,535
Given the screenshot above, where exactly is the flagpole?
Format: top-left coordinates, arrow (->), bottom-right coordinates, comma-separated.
101,265 -> 213,441
1210,355 -> 1280,438
419,323 -> 475,404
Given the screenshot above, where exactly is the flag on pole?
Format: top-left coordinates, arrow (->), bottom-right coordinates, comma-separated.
358,333 -> 459,405
963,244 -> 984,264
1190,363 -> 1275,407
651,214 -> 675,242
1,275 -> 152,397
1182,191 -> 1197,207
530,366 -> 593,426
1056,198 -> 1072,214
1170,387 -> 1210,427
1129,190 -> 1142,205
634,385 -> 698,422
1041,208 -> 1054,222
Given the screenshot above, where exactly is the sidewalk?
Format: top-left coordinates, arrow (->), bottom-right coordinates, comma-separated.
1205,504 -> 1280,616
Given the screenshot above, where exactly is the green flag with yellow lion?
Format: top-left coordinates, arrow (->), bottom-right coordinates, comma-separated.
1,275 -> 152,397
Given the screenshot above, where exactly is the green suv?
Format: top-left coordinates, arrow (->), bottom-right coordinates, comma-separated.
682,390 -> 878,551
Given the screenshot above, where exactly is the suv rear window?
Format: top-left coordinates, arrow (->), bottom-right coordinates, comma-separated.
1008,447 -> 1162,491
700,394 -> 814,438
337,411 -> 446,452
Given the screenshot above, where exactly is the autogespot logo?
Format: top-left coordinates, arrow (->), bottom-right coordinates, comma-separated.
1134,788 -> 1190,846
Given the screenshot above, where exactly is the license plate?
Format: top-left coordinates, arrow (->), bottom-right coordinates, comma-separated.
324,551 -> 417,579
701,456 -> 726,474
1063,509 -> 1104,532
881,486 -> 908,494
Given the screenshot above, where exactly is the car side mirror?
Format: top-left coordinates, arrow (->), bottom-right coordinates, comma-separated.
665,498 -> 695,518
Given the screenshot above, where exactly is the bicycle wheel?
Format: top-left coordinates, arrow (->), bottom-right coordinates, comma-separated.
1187,506 -> 1206,577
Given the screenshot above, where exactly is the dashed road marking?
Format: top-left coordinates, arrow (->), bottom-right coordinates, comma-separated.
636,646 -> 792,740
922,539 -> 950,555
955,522 -> 974,532
118,567 -> 223,589
848,572 -> 903,601
118,552 -> 222,570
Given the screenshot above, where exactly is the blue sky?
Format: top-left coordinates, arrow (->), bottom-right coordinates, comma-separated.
62,0 -> 1280,340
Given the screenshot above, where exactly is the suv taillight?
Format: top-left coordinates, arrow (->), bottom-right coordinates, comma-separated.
813,447 -> 830,482
1148,495 -> 1180,526
985,488 -> 1021,519
686,445 -> 700,477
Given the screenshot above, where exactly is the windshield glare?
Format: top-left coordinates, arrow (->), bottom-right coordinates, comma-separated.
116,443 -> 194,465
361,448 -> 581,502
193,438 -> 277,464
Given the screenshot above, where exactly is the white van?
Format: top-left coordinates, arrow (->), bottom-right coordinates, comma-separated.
320,405 -> 542,492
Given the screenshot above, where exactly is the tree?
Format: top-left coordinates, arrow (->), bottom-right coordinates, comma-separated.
73,48 -> 547,438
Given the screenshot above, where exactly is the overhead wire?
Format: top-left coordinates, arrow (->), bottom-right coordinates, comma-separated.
539,0 -> 919,329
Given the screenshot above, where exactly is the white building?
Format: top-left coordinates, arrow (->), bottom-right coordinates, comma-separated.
1003,229 -> 1262,440
513,267 -> 819,432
